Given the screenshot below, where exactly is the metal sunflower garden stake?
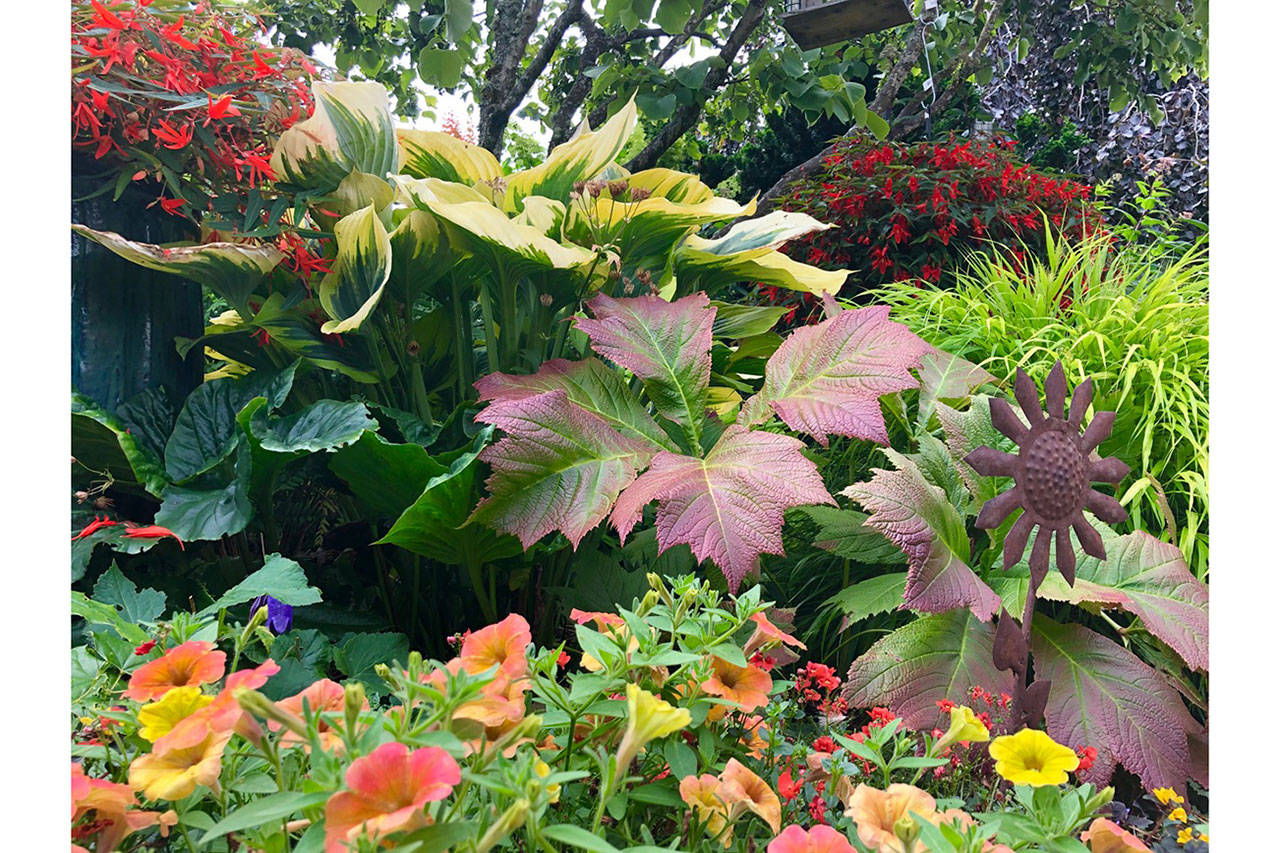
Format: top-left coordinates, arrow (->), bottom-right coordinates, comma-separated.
965,361 -> 1131,729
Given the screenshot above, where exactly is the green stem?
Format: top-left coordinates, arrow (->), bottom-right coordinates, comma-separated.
450,275 -> 475,401
478,285 -> 501,374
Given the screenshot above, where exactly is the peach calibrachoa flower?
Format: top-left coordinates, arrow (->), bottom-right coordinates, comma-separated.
459,613 -> 532,679
680,774 -> 731,842
571,608 -> 640,671
269,679 -> 356,751
988,728 -> 1080,786
323,742 -> 461,853
616,683 -> 691,769
128,706 -> 236,800
124,640 -> 226,701
843,783 -> 937,853
136,685 -> 213,742
72,763 -> 177,851
1080,817 -> 1152,852
768,824 -> 855,853
744,611 -> 807,657
739,714 -> 771,759
702,656 -> 772,719
720,758 -> 782,834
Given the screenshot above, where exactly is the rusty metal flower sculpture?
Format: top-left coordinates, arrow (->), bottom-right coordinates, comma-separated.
966,361 -> 1131,729
965,361 -> 1130,587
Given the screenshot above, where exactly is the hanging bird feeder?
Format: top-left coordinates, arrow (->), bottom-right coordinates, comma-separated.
781,0 -> 914,51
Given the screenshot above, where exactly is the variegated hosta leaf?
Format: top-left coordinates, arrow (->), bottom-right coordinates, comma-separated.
330,170 -> 396,218
318,204 -> 394,335
690,210 -> 834,254
842,609 -> 1016,728
270,81 -> 397,192
741,305 -> 932,446
513,196 -> 567,236
503,97 -> 638,209
71,225 -> 283,316
470,390 -> 658,549
576,293 -> 715,438
1032,618 -> 1200,794
1027,524 -> 1208,672
625,168 -> 716,203
610,425 -> 835,592
842,450 -> 1001,620
475,357 -> 674,451
396,128 -> 502,185
388,208 -> 453,301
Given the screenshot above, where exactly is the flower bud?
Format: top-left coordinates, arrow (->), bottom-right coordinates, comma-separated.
344,682 -> 366,734
474,799 -> 530,853
636,589 -> 660,616
373,663 -> 393,682
893,813 -> 920,848
234,688 -> 308,738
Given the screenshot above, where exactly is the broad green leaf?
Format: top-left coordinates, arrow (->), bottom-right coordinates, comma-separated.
711,302 -> 788,339
71,592 -> 149,645
388,208 -> 454,304
329,432 -> 449,519
504,97 -> 638,209
936,396 -> 1019,506
330,169 -> 395,217
249,400 -> 377,453
611,425 -> 834,592
476,357 -> 674,450
270,81 -> 397,192
741,305 -> 932,445
72,392 -> 169,496
543,824 -> 621,853
70,225 -> 283,316
318,204 -> 394,334
842,450 -> 999,619
826,573 -> 909,623
155,441 -> 253,541
92,565 -> 167,625
397,129 -> 501,185
576,293 -> 715,438
471,390 -> 657,549
1031,618 -> 1199,793
844,609 -> 1016,728
334,631 -> 410,690
916,349 -> 996,428
199,791 -> 331,845
802,506 -> 907,564
200,553 -> 323,617
245,295 -> 381,383
442,0 -> 473,40
399,821 -> 478,853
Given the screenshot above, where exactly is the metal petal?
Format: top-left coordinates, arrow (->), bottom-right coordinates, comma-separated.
1088,456 -> 1131,483
989,397 -> 1030,444
992,609 -> 1028,673
1084,490 -> 1128,524
1002,512 -> 1035,570
1067,377 -> 1094,429
1022,679 -> 1052,727
1055,526 -> 1076,586
1072,514 -> 1107,560
1029,526 -> 1053,587
976,487 -> 1024,530
1080,410 -> 1116,452
965,446 -> 1020,478
1013,368 -> 1045,427
1044,361 -> 1067,421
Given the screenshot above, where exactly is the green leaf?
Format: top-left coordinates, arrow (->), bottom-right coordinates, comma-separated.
92,565 -> 167,625
318,205 -> 394,334
353,0 -> 385,13
442,0 -> 473,41
200,554 -> 323,617
71,592 -> 149,645
399,821 -> 478,853
710,302 -> 788,339
334,632 -> 410,690
827,573 -> 909,623
199,791 -> 330,845
803,506 -> 907,564
663,739 -> 698,779
271,81 -> 397,192
329,432 -> 449,519
155,441 -> 253,541
543,824 -> 621,853
250,400 -> 377,453
72,393 -> 169,497
418,46 -> 466,88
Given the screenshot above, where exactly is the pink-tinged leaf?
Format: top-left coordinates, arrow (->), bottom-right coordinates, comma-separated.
842,450 -> 1000,620
1028,523 -> 1208,672
475,358 -> 674,451
1031,618 -> 1199,794
843,609 -> 1016,728
610,425 -> 834,591
575,293 -> 715,433
741,305 -> 931,446
470,390 -> 657,549
936,396 -> 1021,504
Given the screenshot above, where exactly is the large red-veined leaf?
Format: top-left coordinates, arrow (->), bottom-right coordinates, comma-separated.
475,358 -> 674,451
1031,618 -> 1200,794
1031,525 -> 1208,672
843,609 -> 1016,728
470,390 -> 657,549
936,396 -> 1019,506
841,450 -> 1000,620
575,293 -> 715,437
610,425 -> 834,591
740,305 -> 931,446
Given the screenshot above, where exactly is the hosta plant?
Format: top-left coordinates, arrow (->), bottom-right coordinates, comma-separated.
469,293 -> 933,591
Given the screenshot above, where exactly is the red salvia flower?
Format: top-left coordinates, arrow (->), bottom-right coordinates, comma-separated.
122,524 -> 184,549
72,516 -> 118,541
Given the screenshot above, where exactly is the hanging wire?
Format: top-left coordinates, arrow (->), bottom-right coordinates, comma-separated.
919,5 -> 938,137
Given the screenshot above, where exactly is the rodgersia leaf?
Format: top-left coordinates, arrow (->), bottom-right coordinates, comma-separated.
576,293 -> 715,439
843,609 -> 1016,728
741,305 -> 932,446
842,450 -> 1001,620
610,425 -> 834,592
469,390 -> 658,549
1031,618 -> 1200,794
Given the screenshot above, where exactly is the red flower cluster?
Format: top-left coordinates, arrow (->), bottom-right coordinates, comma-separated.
794,662 -> 847,717
71,0 -> 318,219
763,133 -> 1102,320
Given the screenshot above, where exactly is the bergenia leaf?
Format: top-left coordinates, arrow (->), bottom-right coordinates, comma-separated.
741,305 -> 931,446
470,390 -> 658,549
576,293 -> 715,439
1031,525 -> 1209,672
843,609 -> 1016,728
1031,618 -> 1200,794
610,425 -> 834,591
841,450 -> 1000,620
475,358 -> 675,451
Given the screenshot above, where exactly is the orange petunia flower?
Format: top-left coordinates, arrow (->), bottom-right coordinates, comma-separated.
72,763 -> 177,851
679,773 -> 731,843
1081,818 -> 1152,852
768,825 -> 855,853
272,678 -> 365,752
739,714 -> 772,759
720,758 -> 782,834
569,608 -> 625,630
459,613 -> 532,679
843,783 -> 937,853
744,611 -> 807,657
124,641 -> 226,702
324,742 -> 461,852
127,709 -> 236,801
701,656 -> 772,718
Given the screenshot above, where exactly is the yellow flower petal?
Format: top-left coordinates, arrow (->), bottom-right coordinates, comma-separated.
137,686 -> 214,743
988,728 -> 1079,787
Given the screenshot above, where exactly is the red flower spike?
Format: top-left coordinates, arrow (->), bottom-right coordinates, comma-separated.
133,640 -> 157,656
205,94 -> 241,124
72,516 -> 118,541
89,0 -> 126,30
122,524 -> 184,549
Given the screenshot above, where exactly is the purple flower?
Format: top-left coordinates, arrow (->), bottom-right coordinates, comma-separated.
249,595 -> 293,634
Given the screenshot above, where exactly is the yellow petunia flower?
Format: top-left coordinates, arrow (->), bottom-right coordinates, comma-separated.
988,728 -> 1079,787
935,705 -> 990,753
1168,807 -> 1187,822
137,686 -> 214,742
535,760 -> 560,803
1153,787 -> 1184,806
1177,827 -> 1193,844
615,684 -> 691,769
